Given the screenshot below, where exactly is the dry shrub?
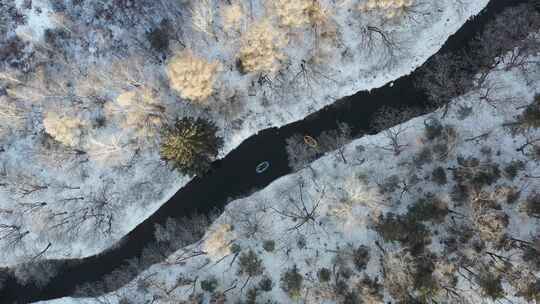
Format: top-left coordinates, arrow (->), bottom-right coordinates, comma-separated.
523,193 -> 540,219
238,19 -> 288,74
383,251 -> 440,302
474,210 -> 509,243
519,94 -> 540,129
432,260 -> 457,291
358,0 -> 414,19
355,276 -> 384,304
167,51 -> 220,102
509,267 -> 540,303
494,185 -> 521,205
43,111 -> 83,147
383,251 -> 414,301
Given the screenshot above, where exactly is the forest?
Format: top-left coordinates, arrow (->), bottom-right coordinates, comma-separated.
0,0 -> 539,304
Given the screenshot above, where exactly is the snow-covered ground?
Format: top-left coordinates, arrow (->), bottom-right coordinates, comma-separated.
36,47 -> 540,304
0,0 -> 487,266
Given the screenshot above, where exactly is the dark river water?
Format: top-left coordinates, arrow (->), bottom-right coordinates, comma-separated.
0,0 -> 534,302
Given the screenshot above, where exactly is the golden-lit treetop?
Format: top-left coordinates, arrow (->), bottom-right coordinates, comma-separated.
239,19 -> 288,74
271,0 -> 316,28
358,0 -> 414,19
166,51 -> 220,102
269,0 -> 331,29
222,3 -> 245,32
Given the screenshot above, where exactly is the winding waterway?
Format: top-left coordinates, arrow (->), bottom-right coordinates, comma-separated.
1,0 -> 534,302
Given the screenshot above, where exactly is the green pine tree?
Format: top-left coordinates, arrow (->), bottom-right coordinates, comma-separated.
160,117 -> 223,176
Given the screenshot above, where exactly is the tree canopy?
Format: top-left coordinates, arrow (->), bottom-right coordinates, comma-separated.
160,117 -> 223,176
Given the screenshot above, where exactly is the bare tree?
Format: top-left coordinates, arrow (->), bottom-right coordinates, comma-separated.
155,214 -> 213,254
2,171 -> 49,198
370,106 -> 420,155
0,223 -> 29,247
370,106 -> 420,131
415,52 -> 473,110
379,126 -> 409,156
515,136 -> 540,157
272,178 -> 325,232
318,123 -> 353,163
152,211 -> 218,265
290,59 -> 339,99
50,184 -> 119,236
361,25 -> 401,68
13,260 -> 60,289
226,205 -> 267,240
86,136 -> 134,166
471,3 -> 540,74
417,3 -> 540,110
474,77 -> 519,108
